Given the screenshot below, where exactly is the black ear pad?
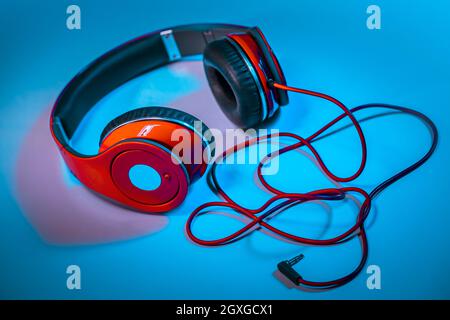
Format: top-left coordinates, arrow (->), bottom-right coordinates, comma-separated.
99,106 -> 215,155
203,38 -> 264,128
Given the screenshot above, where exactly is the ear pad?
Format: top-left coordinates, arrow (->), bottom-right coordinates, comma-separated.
100,106 -> 213,151
203,38 -> 264,128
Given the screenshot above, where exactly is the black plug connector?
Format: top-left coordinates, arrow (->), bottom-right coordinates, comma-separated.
277,253 -> 304,285
267,78 -> 275,88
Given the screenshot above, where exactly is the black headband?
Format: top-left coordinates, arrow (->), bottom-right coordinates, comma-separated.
51,23 -> 248,156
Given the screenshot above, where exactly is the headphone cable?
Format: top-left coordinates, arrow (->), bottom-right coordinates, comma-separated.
185,81 -> 438,289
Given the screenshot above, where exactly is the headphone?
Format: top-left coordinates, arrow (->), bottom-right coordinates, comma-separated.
51,23 -> 438,288
51,23 -> 289,213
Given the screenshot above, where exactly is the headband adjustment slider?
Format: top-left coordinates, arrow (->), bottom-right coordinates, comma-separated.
160,29 -> 181,61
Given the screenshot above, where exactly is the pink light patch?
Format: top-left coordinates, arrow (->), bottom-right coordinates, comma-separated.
14,107 -> 168,245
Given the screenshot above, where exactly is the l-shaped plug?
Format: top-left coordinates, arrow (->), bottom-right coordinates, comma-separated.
277,253 -> 305,285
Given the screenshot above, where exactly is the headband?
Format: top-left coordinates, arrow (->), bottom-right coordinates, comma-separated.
51,23 -> 247,156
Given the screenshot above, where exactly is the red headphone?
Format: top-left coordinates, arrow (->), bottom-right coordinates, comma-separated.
50,24 -> 289,212
51,23 -> 437,288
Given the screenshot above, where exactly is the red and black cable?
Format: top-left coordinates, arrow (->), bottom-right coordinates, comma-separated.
186,81 -> 438,289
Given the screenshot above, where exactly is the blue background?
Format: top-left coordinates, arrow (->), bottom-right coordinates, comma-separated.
1,0 -> 450,299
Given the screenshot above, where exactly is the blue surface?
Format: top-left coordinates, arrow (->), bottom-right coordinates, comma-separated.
1,0 -> 450,299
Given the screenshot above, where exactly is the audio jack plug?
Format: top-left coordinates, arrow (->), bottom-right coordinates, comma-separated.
277,253 -> 305,285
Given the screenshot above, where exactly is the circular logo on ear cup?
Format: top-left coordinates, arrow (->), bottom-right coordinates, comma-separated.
110,145 -> 189,212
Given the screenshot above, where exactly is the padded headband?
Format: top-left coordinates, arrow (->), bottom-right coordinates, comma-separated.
51,23 -> 248,157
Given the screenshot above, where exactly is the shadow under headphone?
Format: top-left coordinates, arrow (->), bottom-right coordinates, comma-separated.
51,23 -> 438,289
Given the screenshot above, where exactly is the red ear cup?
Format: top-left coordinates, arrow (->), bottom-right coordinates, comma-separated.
101,107 -> 213,182
98,107 -> 213,212
227,33 -> 277,116
228,30 -> 288,109
247,27 -> 289,106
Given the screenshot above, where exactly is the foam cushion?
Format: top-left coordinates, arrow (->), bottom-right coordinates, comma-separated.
203,38 -> 264,128
99,106 -> 214,155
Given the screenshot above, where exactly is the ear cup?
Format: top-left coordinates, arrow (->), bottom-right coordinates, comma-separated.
99,106 -> 214,184
247,27 -> 289,106
203,38 -> 264,128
